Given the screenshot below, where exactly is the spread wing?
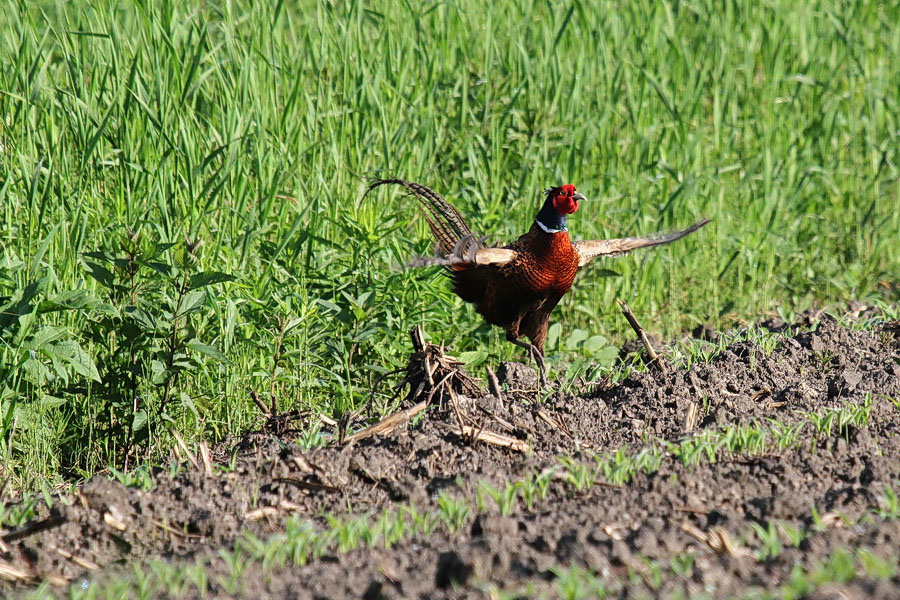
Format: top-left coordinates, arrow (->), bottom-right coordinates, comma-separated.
574,219 -> 711,267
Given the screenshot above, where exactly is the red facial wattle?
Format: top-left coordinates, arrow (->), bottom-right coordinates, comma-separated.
552,187 -> 580,215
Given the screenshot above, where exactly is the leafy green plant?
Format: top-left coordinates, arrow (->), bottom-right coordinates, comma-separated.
547,324 -> 619,368
374,509 -> 408,548
403,505 -> 439,537
806,397 -> 872,449
108,465 -> 155,491
857,549 -> 897,579
130,563 -> 159,600
750,521 -> 784,560
669,552 -> 695,578
778,522 -> 806,548
0,496 -> 41,528
437,492 -> 471,532
559,456 -> 596,491
811,549 -> 857,585
81,230 -> 232,460
888,395 -> 900,413
215,548 -> 249,595
553,565 -> 608,600
327,514 -> 374,553
477,481 -> 520,516
518,471 -> 555,509
810,506 -> 828,533
0,238 -> 103,484
641,556 -> 664,590
296,425 -> 328,451
812,350 -> 838,371
768,420 -> 803,450
878,483 -> 900,519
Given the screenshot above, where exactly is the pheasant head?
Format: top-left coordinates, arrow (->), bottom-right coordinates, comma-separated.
534,184 -> 586,233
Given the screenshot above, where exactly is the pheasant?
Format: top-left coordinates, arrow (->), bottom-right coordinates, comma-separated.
369,179 -> 710,383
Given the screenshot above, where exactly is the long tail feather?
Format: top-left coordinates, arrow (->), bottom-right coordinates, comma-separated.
368,179 -> 472,255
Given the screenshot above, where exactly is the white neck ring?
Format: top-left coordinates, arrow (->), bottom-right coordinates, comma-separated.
535,219 -> 567,234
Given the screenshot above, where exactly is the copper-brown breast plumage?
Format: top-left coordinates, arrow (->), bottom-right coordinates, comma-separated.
508,228 -> 579,295
451,226 -> 579,331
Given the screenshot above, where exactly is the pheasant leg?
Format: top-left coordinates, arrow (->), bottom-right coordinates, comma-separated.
508,337 -> 548,387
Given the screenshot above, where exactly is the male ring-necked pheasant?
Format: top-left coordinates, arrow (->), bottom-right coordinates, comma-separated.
369,179 -> 710,383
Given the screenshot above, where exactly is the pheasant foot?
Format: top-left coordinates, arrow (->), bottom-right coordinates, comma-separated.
508,338 -> 548,387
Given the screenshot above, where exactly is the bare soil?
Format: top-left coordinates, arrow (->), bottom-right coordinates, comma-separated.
3,310 -> 899,598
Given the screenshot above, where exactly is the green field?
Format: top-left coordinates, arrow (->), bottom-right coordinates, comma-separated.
1,0 -> 897,491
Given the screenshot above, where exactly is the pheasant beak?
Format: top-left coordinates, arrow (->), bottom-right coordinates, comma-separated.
572,192 -> 586,203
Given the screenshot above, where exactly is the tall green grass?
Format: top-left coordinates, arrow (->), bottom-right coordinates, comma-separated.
0,0 -> 897,489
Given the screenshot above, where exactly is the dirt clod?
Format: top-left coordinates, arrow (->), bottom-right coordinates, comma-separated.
495,360 -> 539,389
